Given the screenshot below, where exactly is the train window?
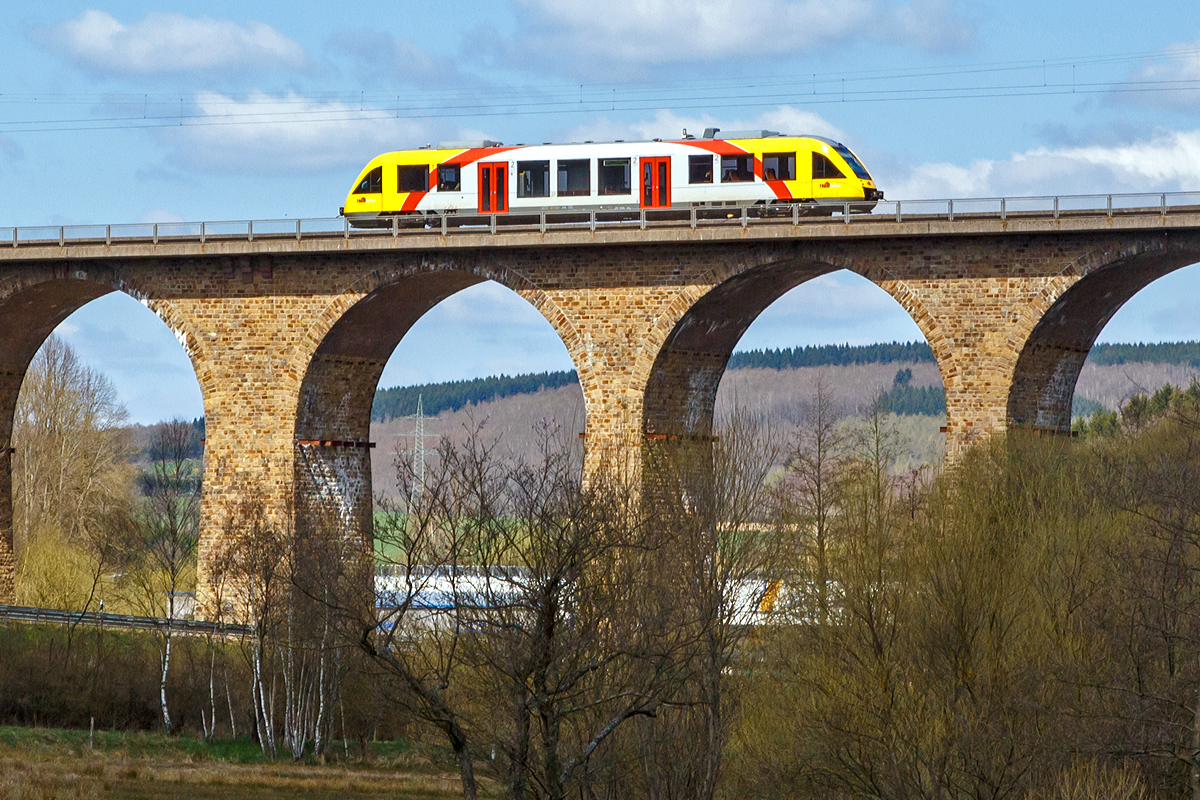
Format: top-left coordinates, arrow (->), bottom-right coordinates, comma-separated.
437,164 -> 461,192
812,153 -> 845,180
831,144 -> 873,180
557,159 -> 590,196
688,155 -> 713,184
398,165 -> 429,193
598,158 -> 631,195
354,166 -> 382,194
517,161 -> 551,198
720,155 -> 754,182
762,152 -> 796,181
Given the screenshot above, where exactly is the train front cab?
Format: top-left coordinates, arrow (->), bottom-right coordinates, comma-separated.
340,150 -> 453,227
806,138 -> 880,211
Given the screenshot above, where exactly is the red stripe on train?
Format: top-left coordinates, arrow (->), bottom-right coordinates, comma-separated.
678,141 -> 791,200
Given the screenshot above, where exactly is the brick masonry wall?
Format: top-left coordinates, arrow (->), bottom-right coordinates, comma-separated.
0,230 -> 1197,609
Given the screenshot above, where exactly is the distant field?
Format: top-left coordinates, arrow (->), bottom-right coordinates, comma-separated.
0,726 -> 463,800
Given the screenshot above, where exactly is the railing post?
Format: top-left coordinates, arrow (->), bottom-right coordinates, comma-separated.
947,200 -> 953,222
248,220 -> 254,241
1162,193 -> 1168,216
540,211 -> 546,234
590,210 -> 596,232
842,202 -> 849,223
742,206 -> 749,228
490,214 -> 496,234
1053,196 -> 1059,219
392,214 -> 399,238
1000,198 -> 1006,220
896,201 -> 902,223
344,217 -> 349,239
694,206 -> 700,229
441,212 -> 447,236
153,223 -> 158,245
106,225 -> 111,246
200,222 -> 205,243
1107,195 -> 1113,218
641,208 -> 647,230
59,227 -> 64,247
297,219 -> 303,241
791,203 -> 798,226
11,228 -> 16,248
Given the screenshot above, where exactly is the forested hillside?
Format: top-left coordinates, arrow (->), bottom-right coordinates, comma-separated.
1088,341 -> 1200,366
726,341 -> 935,370
372,370 -> 579,421
370,341 -> 1200,425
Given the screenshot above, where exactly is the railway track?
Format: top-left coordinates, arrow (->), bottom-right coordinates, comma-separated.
0,603 -> 251,638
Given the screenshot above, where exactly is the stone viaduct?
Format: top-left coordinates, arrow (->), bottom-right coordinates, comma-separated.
1,207 -> 1198,613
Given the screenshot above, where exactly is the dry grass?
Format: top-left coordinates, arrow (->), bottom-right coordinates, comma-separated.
0,728 -> 469,800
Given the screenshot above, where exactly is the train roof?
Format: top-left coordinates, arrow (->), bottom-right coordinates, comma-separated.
417,130 -> 845,151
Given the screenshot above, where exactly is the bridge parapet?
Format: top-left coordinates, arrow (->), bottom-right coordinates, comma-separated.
3,191 -> 1200,258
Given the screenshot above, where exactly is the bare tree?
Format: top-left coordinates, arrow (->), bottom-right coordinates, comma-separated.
464,426 -> 698,800
349,427 -> 505,800
121,420 -> 202,734
325,421 -> 704,800
211,485 -> 290,758
782,373 -> 851,624
637,406 -> 785,800
12,334 -> 133,607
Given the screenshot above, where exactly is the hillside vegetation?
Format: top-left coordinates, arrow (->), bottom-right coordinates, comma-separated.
370,341 -> 1200,426
373,371 -> 580,421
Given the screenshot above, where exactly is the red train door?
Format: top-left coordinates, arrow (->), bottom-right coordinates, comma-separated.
641,157 -> 671,209
478,162 -> 507,213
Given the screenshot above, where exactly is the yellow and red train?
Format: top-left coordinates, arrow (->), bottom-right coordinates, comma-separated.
340,128 -> 881,224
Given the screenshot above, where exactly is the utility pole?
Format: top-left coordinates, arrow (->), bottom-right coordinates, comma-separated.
399,395 -> 437,512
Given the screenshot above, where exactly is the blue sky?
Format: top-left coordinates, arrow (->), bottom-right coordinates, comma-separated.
3,1 -> 1200,423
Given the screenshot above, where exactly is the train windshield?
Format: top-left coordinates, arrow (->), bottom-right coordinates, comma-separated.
354,166 -> 382,194
832,144 -> 873,181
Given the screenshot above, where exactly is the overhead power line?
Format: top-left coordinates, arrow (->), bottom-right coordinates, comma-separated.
0,45 -> 1197,135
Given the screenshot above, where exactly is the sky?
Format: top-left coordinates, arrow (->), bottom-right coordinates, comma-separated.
3,1 -> 1200,423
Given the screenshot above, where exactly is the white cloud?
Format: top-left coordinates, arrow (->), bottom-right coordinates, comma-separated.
737,271 -> 924,350
488,0 -> 974,78
883,129 -> 1200,200
1119,36 -> 1200,111
52,293 -> 204,424
37,10 -> 309,75
558,107 -> 844,144
154,92 -> 461,174
379,281 -> 574,388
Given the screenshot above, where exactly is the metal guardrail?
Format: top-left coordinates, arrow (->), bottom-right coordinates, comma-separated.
0,603 -> 251,637
3,192 -> 1200,250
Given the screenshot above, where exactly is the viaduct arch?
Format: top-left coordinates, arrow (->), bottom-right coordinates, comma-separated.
1008,240 -> 1200,432
0,265 -> 210,602
1,215 -> 1198,614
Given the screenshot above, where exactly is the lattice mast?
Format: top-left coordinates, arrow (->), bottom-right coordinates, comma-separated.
401,394 -> 436,513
